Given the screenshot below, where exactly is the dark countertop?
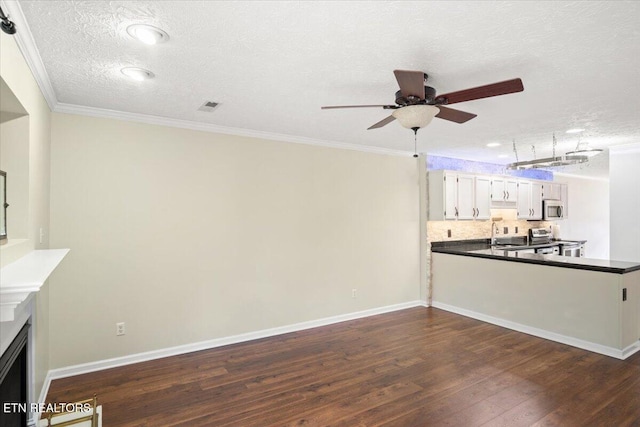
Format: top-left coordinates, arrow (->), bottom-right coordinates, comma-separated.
431,239 -> 640,274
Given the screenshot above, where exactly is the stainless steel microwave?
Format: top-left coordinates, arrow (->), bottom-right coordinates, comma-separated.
543,199 -> 564,220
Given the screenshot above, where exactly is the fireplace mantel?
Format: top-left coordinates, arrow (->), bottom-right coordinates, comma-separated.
0,249 -> 70,322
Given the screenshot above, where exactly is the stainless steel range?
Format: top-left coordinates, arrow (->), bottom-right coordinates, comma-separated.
529,227 -> 586,257
491,228 -> 586,257
528,228 -> 559,255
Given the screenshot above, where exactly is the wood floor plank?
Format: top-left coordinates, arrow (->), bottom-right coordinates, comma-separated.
44,307 -> 640,426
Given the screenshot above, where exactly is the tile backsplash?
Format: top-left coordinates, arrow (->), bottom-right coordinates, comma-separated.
427,209 -> 553,242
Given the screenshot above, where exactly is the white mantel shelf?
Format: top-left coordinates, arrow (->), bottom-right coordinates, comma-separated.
0,249 -> 70,322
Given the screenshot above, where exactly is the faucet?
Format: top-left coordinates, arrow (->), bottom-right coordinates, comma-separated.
490,216 -> 503,245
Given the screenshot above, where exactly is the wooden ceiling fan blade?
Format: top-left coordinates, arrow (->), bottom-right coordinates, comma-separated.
393,70 -> 426,99
321,104 -> 392,109
367,115 -> 396,130
436,78 -> 524,105
435,106 -> 477,123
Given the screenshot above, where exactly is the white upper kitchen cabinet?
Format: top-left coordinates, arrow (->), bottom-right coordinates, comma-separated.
517,180 -> 544,220
443,171 -> 458,220
474,175 -> 492,220
428,171 -> 491,220
545,182 -> 564,201
456,173 -> 476,219
491,177 -> 518,207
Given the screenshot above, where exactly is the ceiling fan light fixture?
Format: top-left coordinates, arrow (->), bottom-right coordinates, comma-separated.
121,67 -> 155,81
391,105 -> 440,129
126,24 -> 169,45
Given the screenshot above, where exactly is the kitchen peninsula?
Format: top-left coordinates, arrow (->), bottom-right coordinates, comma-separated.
431,239 -> 640,359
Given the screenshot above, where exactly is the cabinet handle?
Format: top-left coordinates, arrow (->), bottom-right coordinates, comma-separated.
455,207 -> 458,217
503,191 -> 506,200
473,208 -> 477,217
506,191 -> 510,200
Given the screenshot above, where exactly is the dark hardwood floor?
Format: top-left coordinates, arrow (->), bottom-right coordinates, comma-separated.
45,307 -> 640,426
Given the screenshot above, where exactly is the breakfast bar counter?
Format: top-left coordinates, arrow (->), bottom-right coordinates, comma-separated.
431,239 -> 640,274
430,239 -> 640,359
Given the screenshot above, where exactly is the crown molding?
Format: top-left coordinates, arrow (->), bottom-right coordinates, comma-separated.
54,102 -> 411,157
0,0 -> 58,110
2,0 -> 409,158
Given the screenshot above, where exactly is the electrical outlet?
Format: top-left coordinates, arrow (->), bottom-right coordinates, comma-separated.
447,229 -> 452,238
116,322 -> 125,336
503,227 -> 508,234
515,226 -> 519,234
352,289 -> 357,298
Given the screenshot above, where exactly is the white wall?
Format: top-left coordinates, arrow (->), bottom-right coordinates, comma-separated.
609,144 -> 640,262
554,174 -> 610,260
48,113 -> 421,368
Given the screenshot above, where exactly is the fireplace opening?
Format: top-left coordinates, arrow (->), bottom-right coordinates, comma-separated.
0,323 -> 30,427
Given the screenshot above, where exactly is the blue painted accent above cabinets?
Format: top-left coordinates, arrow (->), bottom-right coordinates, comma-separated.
426,155 -> 553,181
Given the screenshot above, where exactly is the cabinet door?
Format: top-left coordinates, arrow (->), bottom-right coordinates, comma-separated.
531,182 -> 543,219
504,180 -> 518,205
491,178 -> 506,207
444,172 -> 458,220
491,178 -> 507,208
456,174 -> 476,219
545,183 -> 562,200
475,176 -> 492,219
517,181 -> 532,219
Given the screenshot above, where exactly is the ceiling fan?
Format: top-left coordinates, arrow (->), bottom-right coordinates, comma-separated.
322,70 -> 524,131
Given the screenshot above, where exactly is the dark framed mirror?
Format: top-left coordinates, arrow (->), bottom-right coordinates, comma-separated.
0,170 -> 6,241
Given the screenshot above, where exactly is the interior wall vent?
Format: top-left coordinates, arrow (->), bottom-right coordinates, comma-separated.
198,101 -> 220,112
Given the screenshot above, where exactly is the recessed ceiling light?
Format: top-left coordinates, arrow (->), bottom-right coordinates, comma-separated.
566,128 -> 585,134
497,154 -> 509,158
486,142 -> 501,147
121,67 -> 155,81
126,24 -> 169,45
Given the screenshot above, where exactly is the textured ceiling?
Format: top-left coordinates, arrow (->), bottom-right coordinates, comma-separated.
12,1 -> 640,175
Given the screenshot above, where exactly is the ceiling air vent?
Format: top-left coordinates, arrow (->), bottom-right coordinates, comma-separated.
198,101 -> 220,112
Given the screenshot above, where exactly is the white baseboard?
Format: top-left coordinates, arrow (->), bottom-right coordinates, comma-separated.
39,300 -> 423,400
621,340 -> 640,359
431,301 -> 640,360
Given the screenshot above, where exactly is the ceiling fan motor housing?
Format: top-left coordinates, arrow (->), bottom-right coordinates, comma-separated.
395,86 -> 436,106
